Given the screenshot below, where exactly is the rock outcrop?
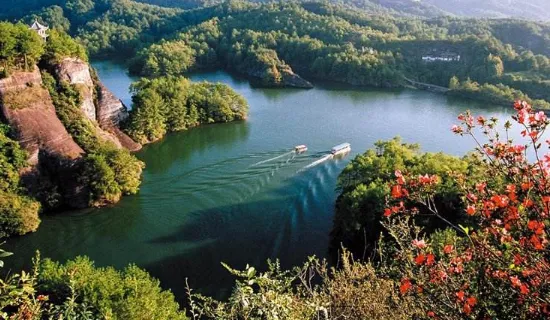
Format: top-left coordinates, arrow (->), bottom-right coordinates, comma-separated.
55,58 -> 96,121
0,67 -> 89,208
279,66 -> 314,89
0,60 -> 142,210
96,83 -> 129,126
96,83 -> 141,151
55,58 -> 142,151
0,67 -> 84,165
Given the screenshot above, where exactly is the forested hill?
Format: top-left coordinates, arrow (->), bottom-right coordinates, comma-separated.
422,0 -> 550,21
5,0 -> 550,21
131,0 -> 550,21
4,0 -> 550,108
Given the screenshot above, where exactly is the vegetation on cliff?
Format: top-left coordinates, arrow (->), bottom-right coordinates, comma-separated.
41,70 -> 144,207
126,76 -> 248,144
0,22 -> 44,76
0,125 -> 41,238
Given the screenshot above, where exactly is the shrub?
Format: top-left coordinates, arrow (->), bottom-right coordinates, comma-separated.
0,191 -> 41,238
0,124 -> 41,237
333,137 -> 482,257
380,102 -> 550,318
38,257 -> 187,320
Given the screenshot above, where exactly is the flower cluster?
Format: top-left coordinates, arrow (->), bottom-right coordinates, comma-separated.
382,101 -> 550,319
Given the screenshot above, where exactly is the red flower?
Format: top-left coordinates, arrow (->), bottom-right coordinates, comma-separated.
415,254 -> 426,266
427,311 -> 436,318
391,185 -> 403,198
463,304 -> 472,315
520,284 -> 530,295
475,182 -> 486,192
510,276 -> 522,288
426,254 -> 435,266
444,244 -> 454,254
466,205 -> 476,216
400,278 -> 412,295
456,290 -> 465,301
451,125 -> 463,134
384,208 -> 392,217
491,195 -> 509,208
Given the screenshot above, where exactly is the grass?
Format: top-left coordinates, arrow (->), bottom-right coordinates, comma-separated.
1,85 -> 51,110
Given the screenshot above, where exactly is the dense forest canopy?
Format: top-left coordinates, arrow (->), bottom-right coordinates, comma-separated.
5,0 -> 548,106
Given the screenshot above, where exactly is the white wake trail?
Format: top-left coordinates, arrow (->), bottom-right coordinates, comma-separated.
299,154 -> 333,172
250,151 -> 295,167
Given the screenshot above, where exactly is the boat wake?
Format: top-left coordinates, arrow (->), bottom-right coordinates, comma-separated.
298,154 -> 333,172
250,151 -> 295,167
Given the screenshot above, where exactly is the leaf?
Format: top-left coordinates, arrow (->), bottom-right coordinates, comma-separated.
0,251 -> 13,258
458,224 -> 470,235
247,267 -> 256,278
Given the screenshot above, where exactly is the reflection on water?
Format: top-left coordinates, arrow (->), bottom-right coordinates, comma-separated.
4,60 -> 530,303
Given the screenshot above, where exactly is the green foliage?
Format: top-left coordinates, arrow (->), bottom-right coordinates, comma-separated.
38,256 -> 187,320
448,78 -> 550,109
333,137 -> 479,256
136,40 -> 199,76
0,192 -> 41,238
0,22 -> 44,72
126,76 -> 248,143
190,251 -> 423,319
0,125 -> 28,193
0,125 -> 41,238
24,5 -> 71,33
42,70 -> 144,207
81,154 -> 122,205
42,29 -> 88,64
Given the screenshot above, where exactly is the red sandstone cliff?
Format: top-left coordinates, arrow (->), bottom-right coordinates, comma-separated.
0,67 -> 83,164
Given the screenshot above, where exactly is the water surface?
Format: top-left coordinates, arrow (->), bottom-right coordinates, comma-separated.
7,61 -> 520,300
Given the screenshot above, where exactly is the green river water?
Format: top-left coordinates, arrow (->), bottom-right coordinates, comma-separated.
7,61 -> 518,300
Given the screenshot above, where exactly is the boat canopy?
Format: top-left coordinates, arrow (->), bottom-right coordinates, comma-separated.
331,143 -> 351,153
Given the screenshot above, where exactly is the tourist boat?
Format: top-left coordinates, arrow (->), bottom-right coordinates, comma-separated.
295,145 -> 308,153
331,143 -> 351,156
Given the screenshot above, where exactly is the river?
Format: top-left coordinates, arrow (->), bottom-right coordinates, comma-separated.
6,61 -> 518,300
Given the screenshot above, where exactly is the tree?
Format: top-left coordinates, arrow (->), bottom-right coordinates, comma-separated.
13,23 -> 44,70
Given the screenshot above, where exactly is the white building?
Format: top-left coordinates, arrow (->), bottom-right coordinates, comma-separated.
422,54 -> 461,62
29,20 -> 49,41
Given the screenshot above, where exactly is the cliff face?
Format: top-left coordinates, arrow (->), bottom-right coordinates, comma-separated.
96,83 -> 142,151
55,58 -> 96,121
0,67 -> 84,164
0,60 -> 142,209
55,58 -> 141,151
0,67 -> 89,208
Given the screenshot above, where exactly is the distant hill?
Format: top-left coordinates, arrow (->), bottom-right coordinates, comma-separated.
132,0 -> 550,21
421,0 -> 550,20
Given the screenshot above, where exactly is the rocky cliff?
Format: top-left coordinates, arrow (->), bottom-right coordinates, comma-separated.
0,67 -> 84,164
96,83 -> 142,151
0,60 -> 142,209
279,65 -> 314,89
55,58 -> 96,121
55,58 -> 141,151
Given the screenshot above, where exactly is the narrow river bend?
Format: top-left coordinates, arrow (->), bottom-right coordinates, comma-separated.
7,61 -> 517,300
